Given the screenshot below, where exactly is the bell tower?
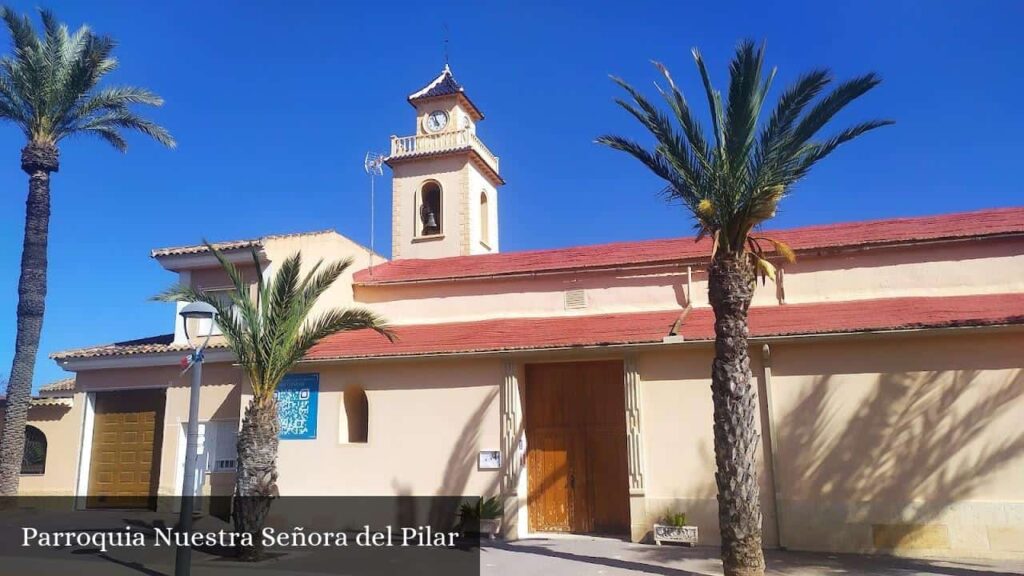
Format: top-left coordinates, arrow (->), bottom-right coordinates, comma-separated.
386,65 -> 504,259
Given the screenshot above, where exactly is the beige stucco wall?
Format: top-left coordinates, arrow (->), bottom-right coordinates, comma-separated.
268,358 -> 503,498
33,326 -> 1024,559
190,264 -> 260,292
40,213 -> 1024,560
356,237 -> 1024,325
262,231 -> 383,319
637,345 -> 780,547
412,97 -> 475,138
3,400 -> 83,496
769,331 -> 1024,557
391,155 -> 470,260
633,330 -> 1024,558
467,160 -> 498,254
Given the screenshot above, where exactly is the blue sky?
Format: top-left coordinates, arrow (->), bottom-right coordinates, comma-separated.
0,0 -> 1021,388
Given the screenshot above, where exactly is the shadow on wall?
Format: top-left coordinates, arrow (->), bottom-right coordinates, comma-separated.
387,389 -> 501,529
776,367 -> 1024,550
25,404 -> 71,423
430,388 -> 500,527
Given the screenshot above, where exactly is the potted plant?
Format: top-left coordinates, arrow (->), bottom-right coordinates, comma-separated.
653,511 -> 698,546
458,496 -> 503,540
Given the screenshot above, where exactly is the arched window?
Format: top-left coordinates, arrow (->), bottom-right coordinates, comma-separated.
340,385 -> 369,443
418,182 -> 442,236
479,191 -> 490,246
21,425 -> 46,475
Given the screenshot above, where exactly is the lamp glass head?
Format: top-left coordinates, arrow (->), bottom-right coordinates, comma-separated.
180,301 -> 218,321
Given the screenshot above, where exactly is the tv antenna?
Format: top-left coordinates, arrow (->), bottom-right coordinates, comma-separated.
364,151 -> 386,276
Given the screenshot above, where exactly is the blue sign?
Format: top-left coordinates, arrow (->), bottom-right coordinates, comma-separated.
276,373 -> 319,440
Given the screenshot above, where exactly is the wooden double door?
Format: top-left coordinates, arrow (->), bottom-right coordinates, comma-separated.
87,389 -> 165,509
525,360 -> 630,534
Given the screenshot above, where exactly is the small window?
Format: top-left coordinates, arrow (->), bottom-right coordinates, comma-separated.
21,425 -> 46,475
340,385 -> 369,443
418,182 -> 442,236
212,421 -> 238,471
480,191 -> 490,246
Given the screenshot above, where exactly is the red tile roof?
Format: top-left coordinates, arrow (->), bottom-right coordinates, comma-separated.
151,230 -> 336,258
51,334 -> 191,361
354,207 -> 1024,285
38,377 -> 75,396
305,293 -> 1024,361
52,293 -> 1024,363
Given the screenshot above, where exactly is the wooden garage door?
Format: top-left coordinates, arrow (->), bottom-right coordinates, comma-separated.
87,390 -> 165,509
525,360 -> 630,534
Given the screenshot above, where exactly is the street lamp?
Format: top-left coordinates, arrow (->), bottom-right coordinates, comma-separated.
175,301 -> 217,576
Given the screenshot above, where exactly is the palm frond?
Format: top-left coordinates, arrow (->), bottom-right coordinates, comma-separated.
288,309 -> 394,367
652,60 -> 713,174
790,73 -> 883,147
594,134 -> 699,208
156,244 -> 392,400
691,47 -> 726,158
76,109 -> 175,149
599,41 -> 891,264
723,40 -> 773,179
80,124 -> 126,151
0,7 -> 172,150
788,119 -> 894,183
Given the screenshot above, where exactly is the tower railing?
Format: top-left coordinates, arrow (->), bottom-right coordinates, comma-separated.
390,129 -> 500,173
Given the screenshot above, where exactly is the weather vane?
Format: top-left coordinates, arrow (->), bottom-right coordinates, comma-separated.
443,23 -> 450,65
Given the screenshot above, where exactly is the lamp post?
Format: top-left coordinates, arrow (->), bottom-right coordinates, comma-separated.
175,301 -> 217,576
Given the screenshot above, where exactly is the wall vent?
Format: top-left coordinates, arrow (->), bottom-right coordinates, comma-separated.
214,459 -> 236,471
564,289 -> 587,310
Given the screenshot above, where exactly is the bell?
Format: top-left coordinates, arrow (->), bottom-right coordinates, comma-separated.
422,211 -> 439,234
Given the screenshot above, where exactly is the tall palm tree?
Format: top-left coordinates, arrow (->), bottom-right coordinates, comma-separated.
0,7 -> 174,495
158,244 -> 392,561
597,41 -> 890,576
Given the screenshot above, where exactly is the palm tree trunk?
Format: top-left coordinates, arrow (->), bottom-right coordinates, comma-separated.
708,253 -> 765,576
233,394 -> 279,561
0,144 -> 58,496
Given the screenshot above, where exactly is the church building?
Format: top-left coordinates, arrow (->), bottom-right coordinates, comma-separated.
8,66 -> 1024,558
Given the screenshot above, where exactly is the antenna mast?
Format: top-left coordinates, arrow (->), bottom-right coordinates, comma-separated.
363,151 -> 386,276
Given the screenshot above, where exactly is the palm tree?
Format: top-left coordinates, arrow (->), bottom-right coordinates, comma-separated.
158,244 -> 392,561
597,41 -> 890,576
0,7 -> 174,495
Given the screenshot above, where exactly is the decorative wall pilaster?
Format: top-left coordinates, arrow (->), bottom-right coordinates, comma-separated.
391,179 -> 402,258
500,358 -> 522,496
459,164 -> 471,255
624,354 -> 646,495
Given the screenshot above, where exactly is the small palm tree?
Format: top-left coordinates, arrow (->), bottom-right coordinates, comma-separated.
597,41 -> 890,576
0,7 -> 174,495
158,244 -> 392,561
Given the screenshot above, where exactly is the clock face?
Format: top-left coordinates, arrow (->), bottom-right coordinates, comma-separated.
425,110 -> 449,132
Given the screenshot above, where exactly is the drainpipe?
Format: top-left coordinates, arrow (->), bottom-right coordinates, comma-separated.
761,343 -> 786,550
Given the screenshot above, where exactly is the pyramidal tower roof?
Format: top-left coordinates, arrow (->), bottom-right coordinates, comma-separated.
409,64 -> 463,99
407,64 -> 483,120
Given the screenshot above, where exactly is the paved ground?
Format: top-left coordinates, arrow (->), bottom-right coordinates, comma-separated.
481,536 -> 1024,576
2,507 -> 1022,575
1,536 -> 1022,575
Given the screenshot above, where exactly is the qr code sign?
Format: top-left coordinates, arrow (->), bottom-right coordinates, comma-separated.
276,374 -> 319,439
